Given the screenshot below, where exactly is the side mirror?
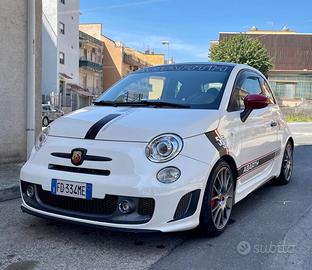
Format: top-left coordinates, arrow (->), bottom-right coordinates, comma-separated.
244,94 -> 269,109
241,94 -> 269,122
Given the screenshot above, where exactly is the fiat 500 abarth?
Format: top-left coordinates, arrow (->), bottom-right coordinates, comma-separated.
20,63 -> 294,236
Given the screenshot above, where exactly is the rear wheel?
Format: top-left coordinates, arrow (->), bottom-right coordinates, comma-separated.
199,161 -> 234,237
276,141 -> 293,185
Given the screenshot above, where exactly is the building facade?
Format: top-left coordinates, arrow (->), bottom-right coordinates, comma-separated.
216,29 -> 312,106
79,30 -> 104,98
79,24 -> 165,91
42,0 -> 80,112
0,0 -> 42,164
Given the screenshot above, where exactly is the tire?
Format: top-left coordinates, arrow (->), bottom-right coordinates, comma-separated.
276,141 -> 293,185
198,160 -> 235,237
42,116 -> 49,127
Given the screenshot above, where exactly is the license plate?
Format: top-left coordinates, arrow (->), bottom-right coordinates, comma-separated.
51,179 -> 92,200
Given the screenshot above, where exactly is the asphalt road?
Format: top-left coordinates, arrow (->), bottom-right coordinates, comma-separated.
1,123 -> 312,270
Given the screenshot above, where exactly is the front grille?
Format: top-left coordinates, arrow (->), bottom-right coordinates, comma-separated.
48,164 -> 110,176
36,185 -> 155,217
37,186 -> 118,214
138,198 -> 155,216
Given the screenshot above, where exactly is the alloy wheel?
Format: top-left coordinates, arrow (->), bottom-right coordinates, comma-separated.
211,167 -> 234,230
283,144 -> 293,182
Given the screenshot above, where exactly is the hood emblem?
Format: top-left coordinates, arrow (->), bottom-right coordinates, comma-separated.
71,148 -> 87,166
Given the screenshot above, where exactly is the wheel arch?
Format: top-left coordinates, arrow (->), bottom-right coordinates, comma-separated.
209,154 -> 239,191
287,136 -> 294,149
220,155 -> 238,190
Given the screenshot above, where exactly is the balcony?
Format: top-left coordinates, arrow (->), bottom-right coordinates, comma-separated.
79,59 -> 103,72
123,53 -> 147,69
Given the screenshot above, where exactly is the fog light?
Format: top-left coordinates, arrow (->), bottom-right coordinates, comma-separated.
118,199 -> 135,214
26,185 -> 35,198
157,167 -> 181,183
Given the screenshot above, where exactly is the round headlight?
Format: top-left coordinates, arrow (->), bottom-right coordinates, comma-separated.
145,134 -> 183,162
157,167 -> 181,183
35,126 -> 50,151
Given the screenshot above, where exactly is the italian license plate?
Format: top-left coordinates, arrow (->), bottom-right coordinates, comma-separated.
51,179 -> 92,200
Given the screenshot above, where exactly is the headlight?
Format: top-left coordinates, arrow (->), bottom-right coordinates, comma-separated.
35,126 -> 50,151
145,134 -> 183,162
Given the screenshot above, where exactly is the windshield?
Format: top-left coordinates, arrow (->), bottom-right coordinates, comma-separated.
95,64 -> 233,109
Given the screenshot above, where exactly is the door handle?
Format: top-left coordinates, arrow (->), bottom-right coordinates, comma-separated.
270,121 -> 277,127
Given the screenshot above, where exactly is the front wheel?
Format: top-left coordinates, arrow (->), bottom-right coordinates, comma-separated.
276,141 -> 293,185
198,161 -> 234,237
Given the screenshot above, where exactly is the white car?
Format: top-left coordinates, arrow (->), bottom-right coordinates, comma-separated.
20,63 -> 294,236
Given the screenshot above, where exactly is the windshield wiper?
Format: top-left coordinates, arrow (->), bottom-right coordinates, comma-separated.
93,100 -> 128,106
93,100 -> 189,108
135,100 -> 190,108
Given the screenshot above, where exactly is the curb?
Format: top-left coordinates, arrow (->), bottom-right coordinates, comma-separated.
0,184 -> 20,202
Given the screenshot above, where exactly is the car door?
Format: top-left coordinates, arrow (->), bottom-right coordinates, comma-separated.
230,70 -> 279,186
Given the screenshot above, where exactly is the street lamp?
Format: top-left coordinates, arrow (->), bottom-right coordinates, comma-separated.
161,40 -> 170,64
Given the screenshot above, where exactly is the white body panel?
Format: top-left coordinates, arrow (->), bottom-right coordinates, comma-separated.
20,63 -> 293,232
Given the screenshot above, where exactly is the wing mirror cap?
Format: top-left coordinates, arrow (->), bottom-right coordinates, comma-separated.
244,94 -> 269,109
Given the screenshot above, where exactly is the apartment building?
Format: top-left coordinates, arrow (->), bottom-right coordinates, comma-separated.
79,30 -> 104,98
79,24 -> 165,90
42,0 -> 80,112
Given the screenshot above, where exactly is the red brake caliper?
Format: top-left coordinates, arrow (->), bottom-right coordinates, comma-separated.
211,192 -> 215,209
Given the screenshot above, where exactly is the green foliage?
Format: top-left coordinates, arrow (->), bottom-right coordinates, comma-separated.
285,113 -> 312,122
209,34 -> 273,75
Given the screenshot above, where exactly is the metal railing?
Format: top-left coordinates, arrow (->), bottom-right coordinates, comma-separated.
79,60 -> 103,72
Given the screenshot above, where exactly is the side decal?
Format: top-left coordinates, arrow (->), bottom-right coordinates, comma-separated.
85,114 -> 121,140
237,149 -> 280,178
205,130 -> 228,157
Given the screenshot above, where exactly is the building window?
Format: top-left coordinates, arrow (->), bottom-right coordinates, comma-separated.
60,0 -> 65,4
59,52 -> 65,64
59,22 -> 65,35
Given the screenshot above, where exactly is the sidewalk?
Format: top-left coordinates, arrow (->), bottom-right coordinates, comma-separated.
0,163 -> 23,202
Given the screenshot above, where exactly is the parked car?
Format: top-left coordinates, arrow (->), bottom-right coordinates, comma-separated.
42,104 -> 64,127
20,63 -> 293,236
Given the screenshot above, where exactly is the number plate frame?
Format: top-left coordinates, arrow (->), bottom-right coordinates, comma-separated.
51,179 -> 92,200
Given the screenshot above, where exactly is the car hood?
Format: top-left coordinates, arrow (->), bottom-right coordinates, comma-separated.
49,106 -> 220,142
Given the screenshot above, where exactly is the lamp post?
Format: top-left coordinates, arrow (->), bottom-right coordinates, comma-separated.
161,40 -> 170,64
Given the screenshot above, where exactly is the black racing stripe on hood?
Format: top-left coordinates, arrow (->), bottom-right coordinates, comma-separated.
85,114 -> 121,140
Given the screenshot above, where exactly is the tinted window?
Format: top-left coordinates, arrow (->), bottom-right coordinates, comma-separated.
260,78 -> 276,104
228,71 -> 263,111
97,64 -> 233,109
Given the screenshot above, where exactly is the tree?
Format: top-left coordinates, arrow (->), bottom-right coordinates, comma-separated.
209,34 -> 273,76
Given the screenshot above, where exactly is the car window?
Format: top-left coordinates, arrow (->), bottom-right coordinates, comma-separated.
260,78 -> 276,104
97,64 -> 233,109
228,71 -> 264,111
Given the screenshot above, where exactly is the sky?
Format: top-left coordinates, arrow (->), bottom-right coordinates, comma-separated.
80,0 -> 312,63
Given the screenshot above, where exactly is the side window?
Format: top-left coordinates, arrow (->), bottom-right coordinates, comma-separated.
260,78 -> 276,104
239,76 -> 262,109
228,71 -> 262,111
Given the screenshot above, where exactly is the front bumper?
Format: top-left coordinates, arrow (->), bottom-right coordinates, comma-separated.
20,136 -> 214,232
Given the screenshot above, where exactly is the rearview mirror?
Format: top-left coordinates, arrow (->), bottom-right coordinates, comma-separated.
241,94 -> 269,122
